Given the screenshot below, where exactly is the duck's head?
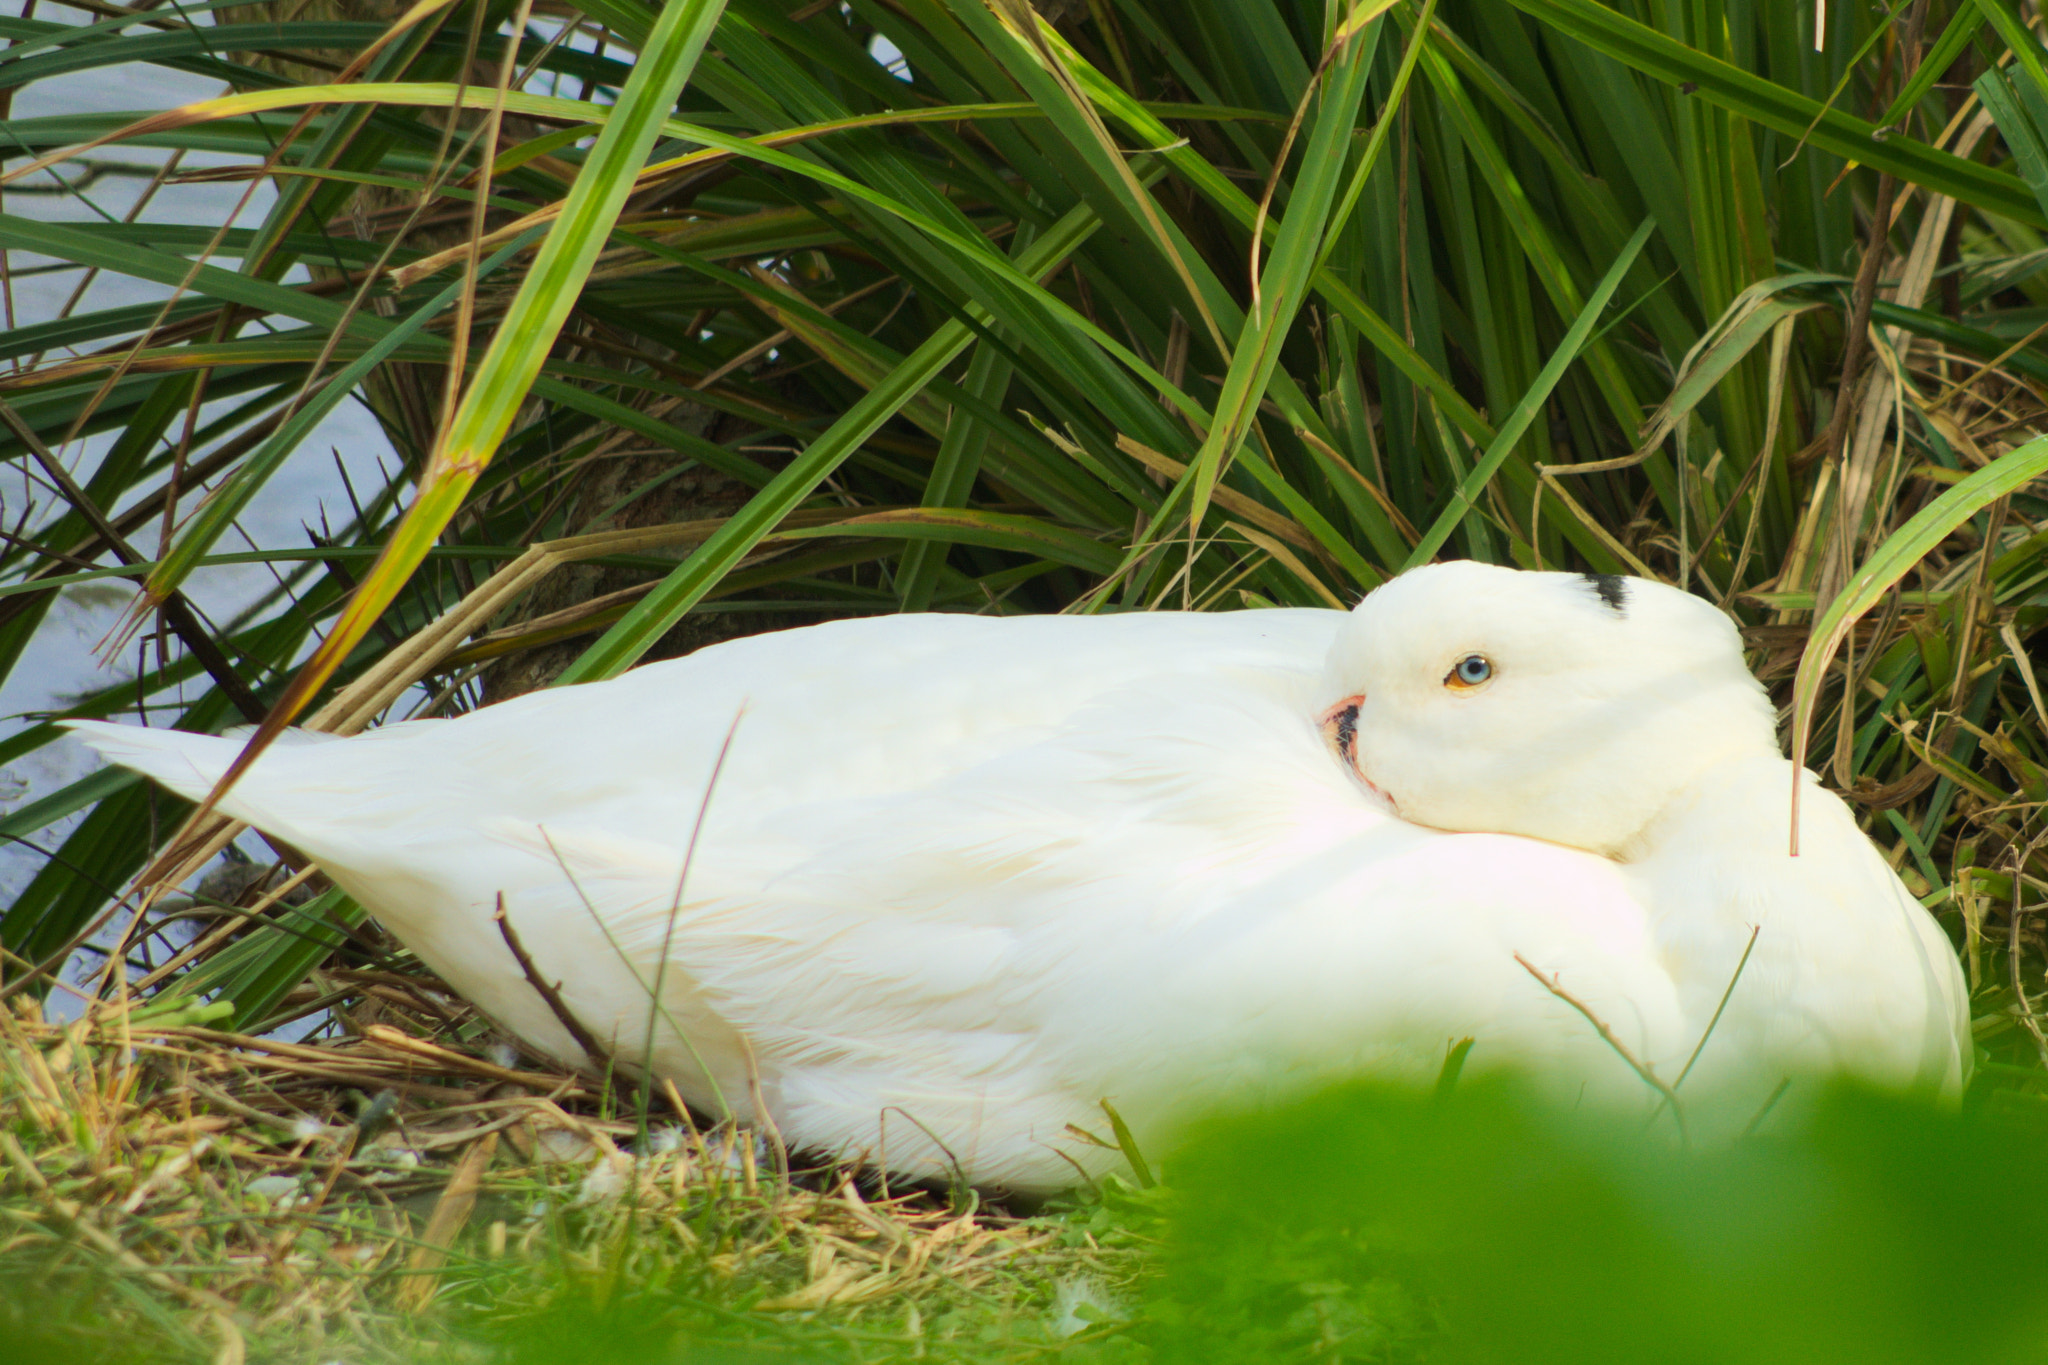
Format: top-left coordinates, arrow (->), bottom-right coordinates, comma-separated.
1318,561 -> 1779,859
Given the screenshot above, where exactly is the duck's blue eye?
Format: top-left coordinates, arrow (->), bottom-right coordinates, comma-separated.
1447,654 -> 1493,688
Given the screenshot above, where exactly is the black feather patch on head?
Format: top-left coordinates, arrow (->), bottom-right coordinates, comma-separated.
1334,703 -> 1358,766
1580,572 -> 1628,616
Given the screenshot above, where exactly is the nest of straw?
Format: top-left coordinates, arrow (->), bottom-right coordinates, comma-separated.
0,975 -> 1141,1364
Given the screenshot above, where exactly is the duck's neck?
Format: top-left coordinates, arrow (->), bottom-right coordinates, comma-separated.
1615,750 -> 1801,869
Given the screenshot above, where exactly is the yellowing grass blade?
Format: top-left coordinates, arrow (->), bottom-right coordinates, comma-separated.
1787,433 -> 2048,850
182,0 -> 730,832
0,83 -> 612,189
1182,8 -> 1381,536
136,230 -> 542,613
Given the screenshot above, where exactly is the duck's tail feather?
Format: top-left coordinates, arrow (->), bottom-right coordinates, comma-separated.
64,720 -> 249,811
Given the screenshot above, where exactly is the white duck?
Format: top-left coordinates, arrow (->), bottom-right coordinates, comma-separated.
70,562 -> 1968,1189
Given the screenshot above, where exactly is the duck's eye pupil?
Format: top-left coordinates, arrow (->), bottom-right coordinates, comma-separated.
1455,655 -> 1491,685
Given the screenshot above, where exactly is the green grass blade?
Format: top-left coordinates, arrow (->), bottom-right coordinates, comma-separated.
174,888 -> 364,1031
779,509 -> 1122,576
206,0 -> 731,800
1183,10 -> 1382,531
1509,0 -> 2042,223
897,338 -> 1018,611
0,212 -> 400,338
552,197 -> 1115,684
1403,218 -> 1654,569
1789,433 -> 2048,792
1878,5 -> 1982,132
136,229 -> 543,607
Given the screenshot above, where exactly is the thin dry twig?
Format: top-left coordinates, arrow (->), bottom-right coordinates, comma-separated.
2008,831 -> 2048,1070
493,892 -> 616,1076
1514,953 -> 1688,1140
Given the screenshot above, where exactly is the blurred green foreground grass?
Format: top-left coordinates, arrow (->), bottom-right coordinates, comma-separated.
12,1076 -> 2046,1364
1149,1081 -> 2048,1365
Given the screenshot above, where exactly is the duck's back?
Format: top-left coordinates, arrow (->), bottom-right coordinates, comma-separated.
268,609 -> 1345,844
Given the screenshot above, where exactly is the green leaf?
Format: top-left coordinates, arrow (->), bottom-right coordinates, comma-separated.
1404,218 -> 1656,569
553,189 -> 1122,683
222,0 -> 732,787
1789,433 -> 2048,795
1509,0 -> 2043,225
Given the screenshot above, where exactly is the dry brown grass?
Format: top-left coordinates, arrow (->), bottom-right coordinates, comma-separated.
0,982 -> 1144,1364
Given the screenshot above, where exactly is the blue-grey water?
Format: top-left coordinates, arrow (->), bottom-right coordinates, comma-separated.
0,5 -> 401,1003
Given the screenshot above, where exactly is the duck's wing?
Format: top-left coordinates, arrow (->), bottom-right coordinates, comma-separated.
487,657 -> 1680,1189
470,646 -> 1369,1184
464,608 -> 1350,842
